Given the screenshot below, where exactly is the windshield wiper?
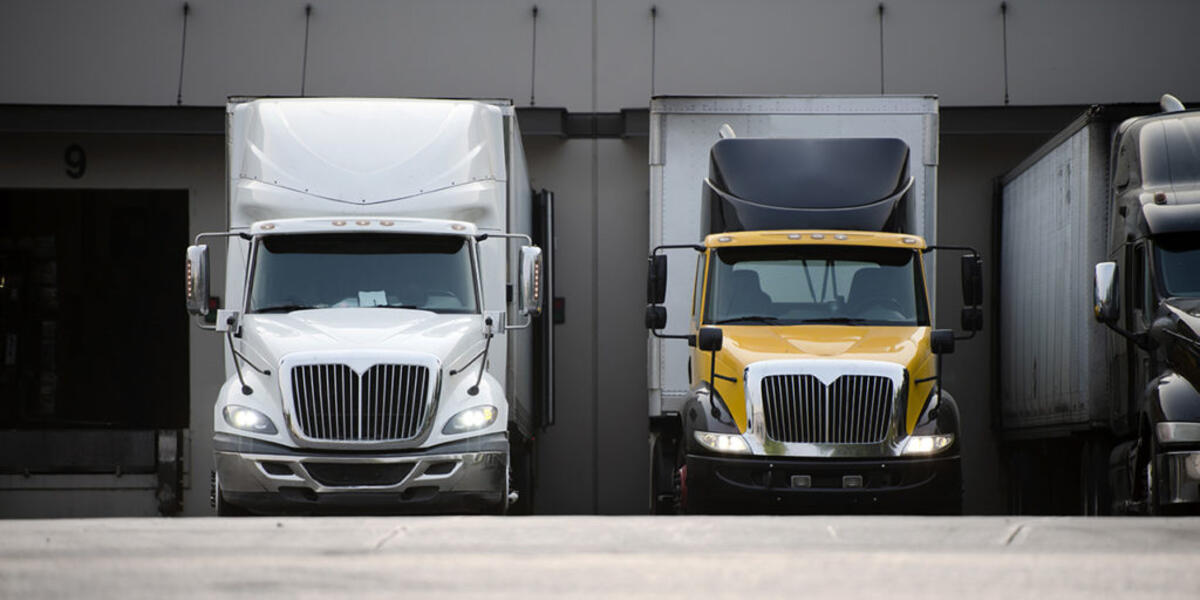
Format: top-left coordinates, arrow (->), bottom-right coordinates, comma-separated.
714,315 -> 781,324
373,303 -> 421,309
796,317 -> 872,325
254,304 -> 317,313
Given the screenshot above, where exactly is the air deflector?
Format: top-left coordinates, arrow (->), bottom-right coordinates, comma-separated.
702,137 -> 913,234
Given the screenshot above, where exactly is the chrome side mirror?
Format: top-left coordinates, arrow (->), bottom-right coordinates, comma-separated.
185,244 -> 210,316
518,245 -> 544,317
1094,262 -> 1119,323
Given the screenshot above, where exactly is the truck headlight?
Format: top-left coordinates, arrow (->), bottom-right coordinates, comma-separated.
223,405 -> 277,434
443,405 -> 498,434
902,434 -> 954,456
694,431 -> 750,455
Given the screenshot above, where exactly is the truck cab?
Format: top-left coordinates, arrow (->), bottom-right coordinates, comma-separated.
1094,100 -> 1200,513
647,133 -> 981,514
186,98 -> 553,515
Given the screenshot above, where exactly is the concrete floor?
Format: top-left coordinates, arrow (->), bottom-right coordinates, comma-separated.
2,516 -> 1199,598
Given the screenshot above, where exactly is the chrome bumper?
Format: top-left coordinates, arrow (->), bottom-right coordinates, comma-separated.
1159,450 -> 1200,505
214,433 -> 507,511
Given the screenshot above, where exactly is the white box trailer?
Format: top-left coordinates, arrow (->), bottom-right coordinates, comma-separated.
647,96 -> 940,417
998,110 -> 1112,434
187,98 -> 555,515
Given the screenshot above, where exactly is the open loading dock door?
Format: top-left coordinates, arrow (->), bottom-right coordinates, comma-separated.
0,189 -> 188,516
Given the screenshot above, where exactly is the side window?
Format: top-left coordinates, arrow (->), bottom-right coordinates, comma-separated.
691,252 -> 705,326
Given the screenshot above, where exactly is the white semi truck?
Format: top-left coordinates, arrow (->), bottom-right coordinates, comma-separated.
186,98 -> 555,515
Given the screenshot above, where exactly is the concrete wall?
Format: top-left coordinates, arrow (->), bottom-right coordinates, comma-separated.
1,0 -> 1197,515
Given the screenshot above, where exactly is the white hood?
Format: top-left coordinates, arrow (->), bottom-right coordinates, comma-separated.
239,308 -> 484,370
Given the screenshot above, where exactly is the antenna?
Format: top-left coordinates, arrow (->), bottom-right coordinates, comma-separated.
1160,93 -> 1186,113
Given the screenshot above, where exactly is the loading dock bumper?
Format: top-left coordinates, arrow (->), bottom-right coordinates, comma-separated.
213,433 -> 508,514
684,452 -> 962,514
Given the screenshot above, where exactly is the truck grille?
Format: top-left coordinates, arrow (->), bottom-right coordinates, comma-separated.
291,364 -> 431,442
761,374 -> 894,444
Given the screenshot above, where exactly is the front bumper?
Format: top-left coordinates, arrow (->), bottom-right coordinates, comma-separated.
684,452 -> 961,514
214,433 -> 508,514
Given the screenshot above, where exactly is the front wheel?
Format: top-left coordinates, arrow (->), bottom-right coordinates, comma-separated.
649,431 -> 680,514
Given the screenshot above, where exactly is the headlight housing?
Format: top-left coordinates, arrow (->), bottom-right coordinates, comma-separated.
694,431 -> 750,455
443,405 -> 498,435
222,405 -> 278,434
901,433 -> 954,456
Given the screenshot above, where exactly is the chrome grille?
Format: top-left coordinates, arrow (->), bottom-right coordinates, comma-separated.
761,374 -> 894,444
291,364 -> 430,442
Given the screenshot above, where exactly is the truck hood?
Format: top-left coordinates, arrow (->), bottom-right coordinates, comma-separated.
238,308 -> 483,370
711,325 -> 936,433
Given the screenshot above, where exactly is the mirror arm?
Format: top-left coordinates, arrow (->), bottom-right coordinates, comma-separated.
652,243 -> 705,254
1102,320 -> 1154,351
954,330 -> 977,342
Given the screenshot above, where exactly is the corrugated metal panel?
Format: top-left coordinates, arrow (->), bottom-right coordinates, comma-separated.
999,122 -> 1111,431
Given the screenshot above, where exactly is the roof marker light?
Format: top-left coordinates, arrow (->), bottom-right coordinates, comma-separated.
355,220 -> 370,226
834,234 -> 848,240
260,223 -> 275,231
902,237 -> 917,244
332,220 -> 346,226
810,233 -> 825,240
787,233 -> 802,240
380,220 -> 394,226
451,224 -> 467,231
718,236 -> 733,243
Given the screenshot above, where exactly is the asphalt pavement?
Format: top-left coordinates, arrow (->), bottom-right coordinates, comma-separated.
2,516 -> 1199,598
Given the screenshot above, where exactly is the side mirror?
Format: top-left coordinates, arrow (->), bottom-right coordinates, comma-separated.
931,329 -> 956,355
961,254 -> 983,307
186,244 -> 211,316
647,255 -> 667,305
697,326 -> 723,352
1094,261 -> 1119,323
961,306 -> 983,332
645,305 -> 667,330
518,245 -> 544,317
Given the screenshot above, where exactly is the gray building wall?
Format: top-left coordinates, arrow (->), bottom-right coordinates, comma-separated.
1,0 -> 1197,515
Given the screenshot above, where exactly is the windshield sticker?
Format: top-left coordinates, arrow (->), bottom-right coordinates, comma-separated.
358,290 -> 388,307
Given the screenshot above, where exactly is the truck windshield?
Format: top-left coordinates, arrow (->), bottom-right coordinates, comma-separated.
1155,233 -> 1200,297
248,233 -> 478,314
704,245 -> 928,326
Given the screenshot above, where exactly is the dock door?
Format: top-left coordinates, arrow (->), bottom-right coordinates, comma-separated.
0,189 -> 189,517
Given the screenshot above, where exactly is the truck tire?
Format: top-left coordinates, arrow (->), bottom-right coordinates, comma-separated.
1138,433 -> 1159,516
508,434 -> 535,515
649,430 -> 680,514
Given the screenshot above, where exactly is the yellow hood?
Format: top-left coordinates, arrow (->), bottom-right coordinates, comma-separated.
698,325 -> 936,434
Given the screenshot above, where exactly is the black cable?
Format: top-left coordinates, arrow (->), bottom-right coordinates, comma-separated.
176,3 -> 190,106
301,5 -> 313,97
530,5 -> 539,106
1001,2 -> 1010,105
878,3 -> 885,94
650,6 -> 658,97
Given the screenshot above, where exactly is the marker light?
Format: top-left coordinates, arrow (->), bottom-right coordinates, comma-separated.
902,237 -> 917,244
381,220 -> 394,226
355,220 -> 370,226
788,233 -> 803,240
902,434 -> 954,456
694,431 -> 750,455
451,223 -> 467,231
718,236 -> 733,243
443,405 -> 498,434
834,234 -> 848,240
810,233 -> 825,240
223,405 -> 278,434
259,223 -> 275,231
332,220 -> 347,226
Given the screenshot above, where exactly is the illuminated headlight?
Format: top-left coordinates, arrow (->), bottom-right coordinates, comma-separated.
222,405 -> 277,434
694,431 -> 750,455
902,434 -> 954,456
443,405 -> 498,435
